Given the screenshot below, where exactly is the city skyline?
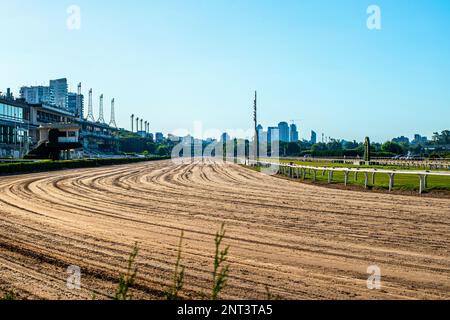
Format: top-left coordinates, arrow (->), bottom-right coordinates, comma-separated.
1,1 -> 450,142
4,76 -> 444,144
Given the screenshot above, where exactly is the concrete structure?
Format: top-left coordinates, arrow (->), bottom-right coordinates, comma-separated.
38,123 -> 80,144
97,94 -> 105,124
86,89 -> 95,122
2,86 -> 119,159
109,98 -> 117,128
77,120 -> 119,152
3,78 -> 126,159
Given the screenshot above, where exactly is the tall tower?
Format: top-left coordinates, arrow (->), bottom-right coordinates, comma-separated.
98,94 -> 105,123
253,91 -> 259,160
144,121 -> 147,134
76,83 -> 83,120
109,98 -> 117,128
86,89 -> 95,122
131,114 -> 134,132
136,117 -> 139,133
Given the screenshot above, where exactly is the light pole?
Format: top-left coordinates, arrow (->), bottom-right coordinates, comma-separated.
253,91 -> 259,161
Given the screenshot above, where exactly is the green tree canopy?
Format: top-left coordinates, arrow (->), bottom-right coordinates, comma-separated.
381,141 -> 405,155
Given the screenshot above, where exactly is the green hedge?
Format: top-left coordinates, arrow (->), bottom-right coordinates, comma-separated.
0,156 -> 170,175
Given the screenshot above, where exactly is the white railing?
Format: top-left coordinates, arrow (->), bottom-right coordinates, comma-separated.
282,157 -> 450,170
245,159 -> 450,195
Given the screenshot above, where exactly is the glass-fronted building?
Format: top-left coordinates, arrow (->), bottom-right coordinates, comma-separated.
0,98 -> 30,157
290,124 -> 299,142
20,86 -> 50,104
278,122 -> 290,142
49,78 -> 68,110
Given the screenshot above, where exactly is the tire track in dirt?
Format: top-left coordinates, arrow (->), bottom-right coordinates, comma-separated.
1,160 -> 449,300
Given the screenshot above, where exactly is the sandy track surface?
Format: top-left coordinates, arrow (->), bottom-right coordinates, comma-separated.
0,160 -> 449,300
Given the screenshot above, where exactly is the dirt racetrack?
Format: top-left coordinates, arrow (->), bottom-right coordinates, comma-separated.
0,160 -> 449,300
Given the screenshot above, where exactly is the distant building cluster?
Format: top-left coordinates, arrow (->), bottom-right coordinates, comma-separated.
219,122 -> 320,147
20,78 -> 84,119
1,78 -> 120,159
412,134 -> 428,145
256,122 -> 300,144
392,134 -> 429,146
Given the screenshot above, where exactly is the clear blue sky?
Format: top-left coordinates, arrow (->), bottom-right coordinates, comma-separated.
1,0 -> 449,142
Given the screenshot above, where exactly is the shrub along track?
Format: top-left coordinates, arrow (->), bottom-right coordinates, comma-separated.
0,160 -> 449,300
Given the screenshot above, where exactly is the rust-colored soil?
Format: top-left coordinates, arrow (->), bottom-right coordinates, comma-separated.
0,160 -> 449,300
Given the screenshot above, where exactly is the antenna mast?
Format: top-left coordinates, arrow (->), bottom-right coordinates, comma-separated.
253,91 -> 259,160
77,83 -> 83,120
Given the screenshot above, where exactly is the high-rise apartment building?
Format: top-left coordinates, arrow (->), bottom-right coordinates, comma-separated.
49,78 -> 68,109
68,92 -> 84,118
20,86 -> 50,104
290,124 -> 299,142
256,124 -> 266,143
221,132 -> 230,143
310,130 -> 317,144
278,122 -> 290,142
268,127 -> 279,144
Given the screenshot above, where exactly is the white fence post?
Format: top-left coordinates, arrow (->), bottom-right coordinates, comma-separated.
252,161 -> 448,195
389,173 -> 395,192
